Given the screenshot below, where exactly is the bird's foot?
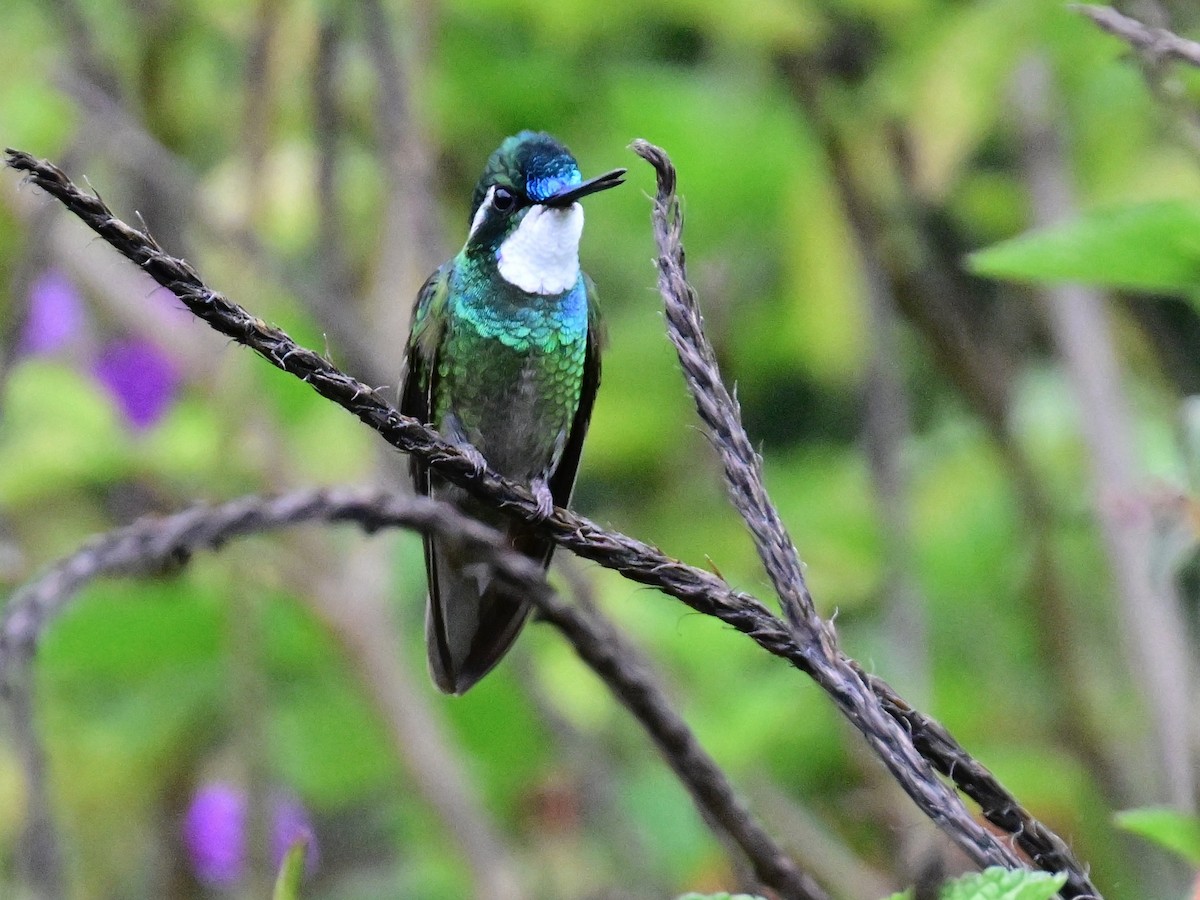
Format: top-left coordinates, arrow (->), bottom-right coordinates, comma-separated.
531,477 -> 556,521
459,443 -> 488,478
444,413 -> 488,477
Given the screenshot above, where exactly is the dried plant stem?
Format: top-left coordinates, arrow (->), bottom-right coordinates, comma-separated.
6,684 -> 65,898
55,70 -> 386,384
360,0 -> 444,356
3,148 -> 1099,897
635,139 -> 1024,880
1015,56 -> 1196,811
1073,5 -> 1200,180
0,488 -> 822,900
1072,5 -> 1200,68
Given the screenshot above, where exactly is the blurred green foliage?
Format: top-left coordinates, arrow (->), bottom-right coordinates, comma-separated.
2,0 -> 1200,897
1115,807 -> 1200,869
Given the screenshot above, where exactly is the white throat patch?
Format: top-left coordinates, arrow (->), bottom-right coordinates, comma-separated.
497,203 -> 584,295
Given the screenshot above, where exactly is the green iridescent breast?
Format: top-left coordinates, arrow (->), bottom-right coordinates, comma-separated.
434,274 -> 589,480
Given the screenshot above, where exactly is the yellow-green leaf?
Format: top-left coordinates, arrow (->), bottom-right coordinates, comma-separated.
969,201 -> 1200,295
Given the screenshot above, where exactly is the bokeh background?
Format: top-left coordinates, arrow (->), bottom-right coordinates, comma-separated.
2,0 -> 1200,897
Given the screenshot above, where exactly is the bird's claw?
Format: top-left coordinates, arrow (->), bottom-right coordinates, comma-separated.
460,443 -> 488,477
531,477 -> 556,521
444,414 -> 488,477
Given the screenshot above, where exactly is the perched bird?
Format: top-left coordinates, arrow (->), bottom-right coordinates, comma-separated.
401,132 -> 625,694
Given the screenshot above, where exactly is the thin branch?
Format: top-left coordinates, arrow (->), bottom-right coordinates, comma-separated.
859,203 -> 930,708
637,135 -> 1099,899
0,487 -> 822,900
1073,4 -> 1200,164
240,0 -> 283,225
517,559 -> 665,891
536,582 -> 825,898
750,781 -> 896,900
637,143 -> 818,635
300,536 -> 525,900
2,148 -> 1100,896
303,22 -> 516,887
360,0 -> 444,360
786,53 -> 1143,812
1014,55 -> 1196,810
226,562 -> 274,896
311,17 -> 356,309
634,139 -> 1022,878
1072,4 -> 1200,67
54,70 -> 387,384
0,155 -> 223,381
6,684 -> 65,899
44,0 -> 121,96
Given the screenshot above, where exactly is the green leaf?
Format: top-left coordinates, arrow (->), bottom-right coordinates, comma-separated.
1115,806 -> 1200,866
969,201 -> 1200,295
881,868 -> 1066,900
940,867 -> 1067,900
272,837 -> 309,900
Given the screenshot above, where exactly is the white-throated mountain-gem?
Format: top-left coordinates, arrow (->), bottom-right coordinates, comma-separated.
401,131 -> 625,694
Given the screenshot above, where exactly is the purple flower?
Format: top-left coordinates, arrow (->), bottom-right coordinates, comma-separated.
184,783 -> 244,887
183,782 -> 318,888
92,338 -> 180,430
19,268 -> 86,355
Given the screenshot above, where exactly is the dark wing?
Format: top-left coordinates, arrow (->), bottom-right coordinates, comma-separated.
399,266 -> 459,689
400,265 -> 451,495
401,265 -> 534,695
548,276 -> 605,511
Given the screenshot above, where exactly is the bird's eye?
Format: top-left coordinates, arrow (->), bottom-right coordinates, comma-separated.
492,187 -> 517,214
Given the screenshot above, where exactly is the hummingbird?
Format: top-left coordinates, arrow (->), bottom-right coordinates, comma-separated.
400,131 -> 625,694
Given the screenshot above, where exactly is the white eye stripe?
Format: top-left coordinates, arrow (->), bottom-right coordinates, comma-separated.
467,185 -> 495,240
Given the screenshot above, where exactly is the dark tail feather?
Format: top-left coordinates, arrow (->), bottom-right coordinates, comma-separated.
425,529 -> 552,694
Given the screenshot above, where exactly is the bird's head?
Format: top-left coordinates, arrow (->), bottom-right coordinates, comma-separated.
464,131 -> 625,295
